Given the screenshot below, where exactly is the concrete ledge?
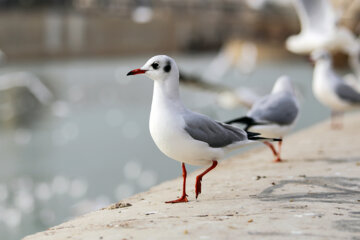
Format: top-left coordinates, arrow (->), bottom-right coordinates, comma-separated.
24,113 -> 360,240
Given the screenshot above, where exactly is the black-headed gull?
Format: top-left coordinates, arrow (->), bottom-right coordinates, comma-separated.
311,50 -> 360,128
225,76 -> 299,162
127,55 -> 279,203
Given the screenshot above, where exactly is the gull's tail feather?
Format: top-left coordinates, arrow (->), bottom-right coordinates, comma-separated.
225,116 -> 266,131
246,131 -> 281,142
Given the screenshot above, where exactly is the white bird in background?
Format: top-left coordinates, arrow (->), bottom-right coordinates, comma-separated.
0,72 -> 53,105
199,40 -> 260,108
217,87 -> 261,110
0,49 -> 53,106
286,0 -> 360,78
225,76 -> 299,162
127,55 -> 279,203
311,50 -> 360,129
202,40 -> 258,83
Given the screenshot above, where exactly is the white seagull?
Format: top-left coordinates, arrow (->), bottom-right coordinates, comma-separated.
225,76 -> 299,162
286,0 -> 360,75
0,72 -> 53,105
311,50 -> 360,128
127,55 -> 279,203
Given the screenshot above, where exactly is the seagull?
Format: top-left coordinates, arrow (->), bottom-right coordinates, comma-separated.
0,72 -> 53,105
225,76 -> 299,162
127,55 -> 279,203
286,0 -> 360,74
311,50 -> 360,128
202,40 -> 258,83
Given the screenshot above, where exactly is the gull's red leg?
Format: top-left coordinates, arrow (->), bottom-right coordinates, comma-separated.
331,111 -> 343,129
264,141 -> 277,156
195,160 -> 218,199
274,139 -> 283,162
264,141 -> 282,162
165,162 -> 188,204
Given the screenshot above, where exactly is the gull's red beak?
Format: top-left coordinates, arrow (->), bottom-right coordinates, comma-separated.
127,68 -> 147,76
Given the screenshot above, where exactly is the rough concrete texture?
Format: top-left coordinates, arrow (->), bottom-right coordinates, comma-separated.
24,113 -> 360,240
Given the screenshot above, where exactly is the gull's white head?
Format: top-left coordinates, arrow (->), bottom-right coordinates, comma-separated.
127,55 -> 178,82
272,75 -> 295,95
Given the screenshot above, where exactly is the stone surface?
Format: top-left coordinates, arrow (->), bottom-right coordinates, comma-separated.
24,113 -> 360,240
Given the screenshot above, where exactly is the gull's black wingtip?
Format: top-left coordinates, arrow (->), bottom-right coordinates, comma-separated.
246,131 -> 281,142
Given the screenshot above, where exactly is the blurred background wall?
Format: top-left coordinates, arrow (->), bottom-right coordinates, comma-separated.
1,0 -> 357,60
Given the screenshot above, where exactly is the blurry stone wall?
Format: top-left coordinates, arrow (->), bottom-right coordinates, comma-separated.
0,0 -> 358,60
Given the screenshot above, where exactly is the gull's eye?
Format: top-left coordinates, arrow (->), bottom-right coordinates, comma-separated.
151,62 -> 159,70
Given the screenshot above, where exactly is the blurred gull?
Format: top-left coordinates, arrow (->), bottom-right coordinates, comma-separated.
226,76 -> 299,162
127,55 -> 279,203
311,50 -> 360,128
199,40 -> 260,108
286,0 -> 360,75
0,72 -> 53,105
217,87 -> 261,109
202,40 -> 258,83
180,71 -> 261,109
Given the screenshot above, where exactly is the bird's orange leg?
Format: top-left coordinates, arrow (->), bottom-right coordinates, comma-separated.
264,141 -> 277,156
264,140 -> 283,162
165,162 -> 188,204
274,139 -> 283,162
195,160 -> 218,199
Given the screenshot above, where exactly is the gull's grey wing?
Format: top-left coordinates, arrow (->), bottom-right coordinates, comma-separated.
334,81 -> 360,104
183,112 -> 248,148
248,92 -> 299,125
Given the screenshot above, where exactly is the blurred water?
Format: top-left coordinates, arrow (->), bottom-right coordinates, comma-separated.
0,53 -> 331,240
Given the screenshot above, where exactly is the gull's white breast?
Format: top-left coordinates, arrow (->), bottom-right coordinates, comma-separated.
149,103 -> 223,166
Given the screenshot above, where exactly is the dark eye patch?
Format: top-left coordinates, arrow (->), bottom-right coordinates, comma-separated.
164,61 -> 171,72
151,62 -> 159,69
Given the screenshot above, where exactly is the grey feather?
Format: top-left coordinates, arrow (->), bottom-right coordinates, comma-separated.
183,112 -> 248,148
334,82 -> 360,104
248,92 -> 299,125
